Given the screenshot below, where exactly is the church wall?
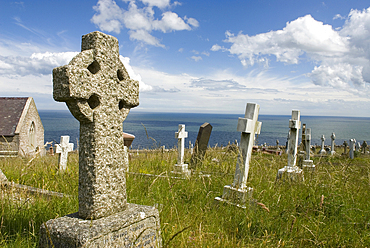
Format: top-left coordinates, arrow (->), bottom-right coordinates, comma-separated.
0,135 -> 19,152
17,98 -> 45,157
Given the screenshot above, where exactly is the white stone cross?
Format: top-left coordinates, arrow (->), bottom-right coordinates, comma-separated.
215,103 -> 261,207
277,110 -> 303,179
233,103 -> 261,189
319,135 -> 326,154
330,132 -> 336,155
55,136 -> 74,171
302,128 -> 315,170
173,124 -> 190,174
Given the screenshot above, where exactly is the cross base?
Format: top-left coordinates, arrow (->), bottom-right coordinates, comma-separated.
214,185 -> 253,208
319,149 -> 326,155
39,203 -> 162,248
302,160 -> 315,172
276,166 -> 304,181
172,163 -> 191,176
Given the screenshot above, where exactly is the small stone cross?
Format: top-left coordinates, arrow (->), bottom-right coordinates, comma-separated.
319,135 -> 326,154
304,128 -> 311,160
53,31 -> 139,219
233,103 -> 261,189
55,136 -> 74,171
175,124 -> 188,166
287,110 -> 301,168
330,132 -> 336,155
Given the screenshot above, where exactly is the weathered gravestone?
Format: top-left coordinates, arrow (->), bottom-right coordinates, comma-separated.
215,103 -> 262,207
302,128 -> 315,170
189,122 -> 213,168
349,138 -> 356,159
319,135 -> 326,155
276,139 -> 280,151
343,140 -> 348,154
301,123 -> 306,151
277,110 -> 303,180
330,132 -> 336,155
362,141 -> 368,153
173,124 -> 190,175
39,31 -> 161,248
55,135 -> 74,171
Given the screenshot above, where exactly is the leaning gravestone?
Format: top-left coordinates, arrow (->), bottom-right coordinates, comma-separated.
190,122 -> 213,168
215,103 -> 262,207
39,31 -> 161,247
277,110 -> 303,180
55,135 -> 74,171
173,124 -> 190,175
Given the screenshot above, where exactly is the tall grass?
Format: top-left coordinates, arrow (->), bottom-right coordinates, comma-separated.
1,147 -> 370,247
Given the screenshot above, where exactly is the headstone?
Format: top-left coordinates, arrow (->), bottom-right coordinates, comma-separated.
302,128 -> 315,170
330,132 -> 336,155
276,139 -> 280,151
49,146 -> 54,156
189,141 -> 193,154
39,31 -> 161,248
277,110 -> 303,180
349,139 -> 356,159
190,122 -> 213,168
215,103 -> 261,207
356,142 -> 361,152
319,135 -> 326,155
173,124 -> 190,175
55,135 -> 74,171
343,140 -> 348,154
301,123 -> 306,151
362,141 -> 368,153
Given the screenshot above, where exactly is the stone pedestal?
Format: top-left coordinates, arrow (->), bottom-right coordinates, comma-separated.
172,163 -> 191,176
277,166 -> 304,181
215,185 -> 253,208
302,159 -> 315,171
39,204 -> 161,248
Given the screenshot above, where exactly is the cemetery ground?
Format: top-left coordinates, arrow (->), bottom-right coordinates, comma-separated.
0,147 -> 370,247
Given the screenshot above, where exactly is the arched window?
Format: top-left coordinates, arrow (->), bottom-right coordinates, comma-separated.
29,122 -> 36,148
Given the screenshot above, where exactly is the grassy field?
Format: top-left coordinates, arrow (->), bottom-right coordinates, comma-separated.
0,147 -> 370,247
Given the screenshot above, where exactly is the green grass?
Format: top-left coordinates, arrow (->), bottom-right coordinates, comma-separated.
1,148 -> 370,247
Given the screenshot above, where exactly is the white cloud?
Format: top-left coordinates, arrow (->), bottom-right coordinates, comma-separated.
91,0 -> 198,47
191,56 -> 202,62
213,7 -> 370,93
120,55 -> 153,92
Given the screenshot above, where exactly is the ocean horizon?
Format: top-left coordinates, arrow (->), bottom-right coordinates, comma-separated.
39,110 -> 370,150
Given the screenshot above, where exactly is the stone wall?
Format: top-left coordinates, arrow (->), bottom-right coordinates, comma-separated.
0,135 -> 19,152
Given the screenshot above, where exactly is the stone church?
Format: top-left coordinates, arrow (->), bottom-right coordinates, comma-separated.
0,97 -> 45,157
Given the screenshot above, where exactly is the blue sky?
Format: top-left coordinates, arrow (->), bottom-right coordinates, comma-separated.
1,0 -> 370,116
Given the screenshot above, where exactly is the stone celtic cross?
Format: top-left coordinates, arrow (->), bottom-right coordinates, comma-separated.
53,31 -> 139,219
55,135 -> 74,171
233,103 -> 261,189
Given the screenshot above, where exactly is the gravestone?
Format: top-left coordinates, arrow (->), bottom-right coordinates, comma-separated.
356,142 -> 361,152
330,132 -> 336,155
55,135 -> 74,171
173,124 -> 190,175
277,110 -> 303,180
189,141 -> 193,154
319,135 -> 326,155
276,139 -> 280,151
301,123 -> 306,151
39,31 -> 161,248
343,140 -> 348,154
302,128 -> 315,170
215,103 -> 262,207
349,139 -> 356,159
190,122 -> 213,168
362,141 -> 367,153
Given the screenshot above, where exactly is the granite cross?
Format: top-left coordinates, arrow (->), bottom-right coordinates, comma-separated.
53,31 -> 139,219
55,135 -> 74,171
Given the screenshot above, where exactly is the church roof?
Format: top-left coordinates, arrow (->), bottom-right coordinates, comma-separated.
0,97 -> 29,136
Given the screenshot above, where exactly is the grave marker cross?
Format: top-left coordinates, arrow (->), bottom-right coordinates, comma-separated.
233,103 -> 261,189
53,31 -> 139,219
287,110 -> 301,168
55,136 -> 74,171
175,124 -> 188,166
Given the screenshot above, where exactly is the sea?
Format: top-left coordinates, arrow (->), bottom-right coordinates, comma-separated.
39,110 -> 370,150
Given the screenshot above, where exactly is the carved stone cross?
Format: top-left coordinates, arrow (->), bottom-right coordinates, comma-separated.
233,103 -> 261,189
287,110 -> 301,168
53,31 -> 139,219
55,135 -> 74,171
175,124 -> 188,166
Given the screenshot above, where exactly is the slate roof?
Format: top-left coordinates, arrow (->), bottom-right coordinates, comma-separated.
0,97 -> 28,136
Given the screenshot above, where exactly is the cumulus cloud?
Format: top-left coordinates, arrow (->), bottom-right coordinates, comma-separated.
91,0 -> 198,47
212,7 -> 370,92
120,55 -> 154,92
